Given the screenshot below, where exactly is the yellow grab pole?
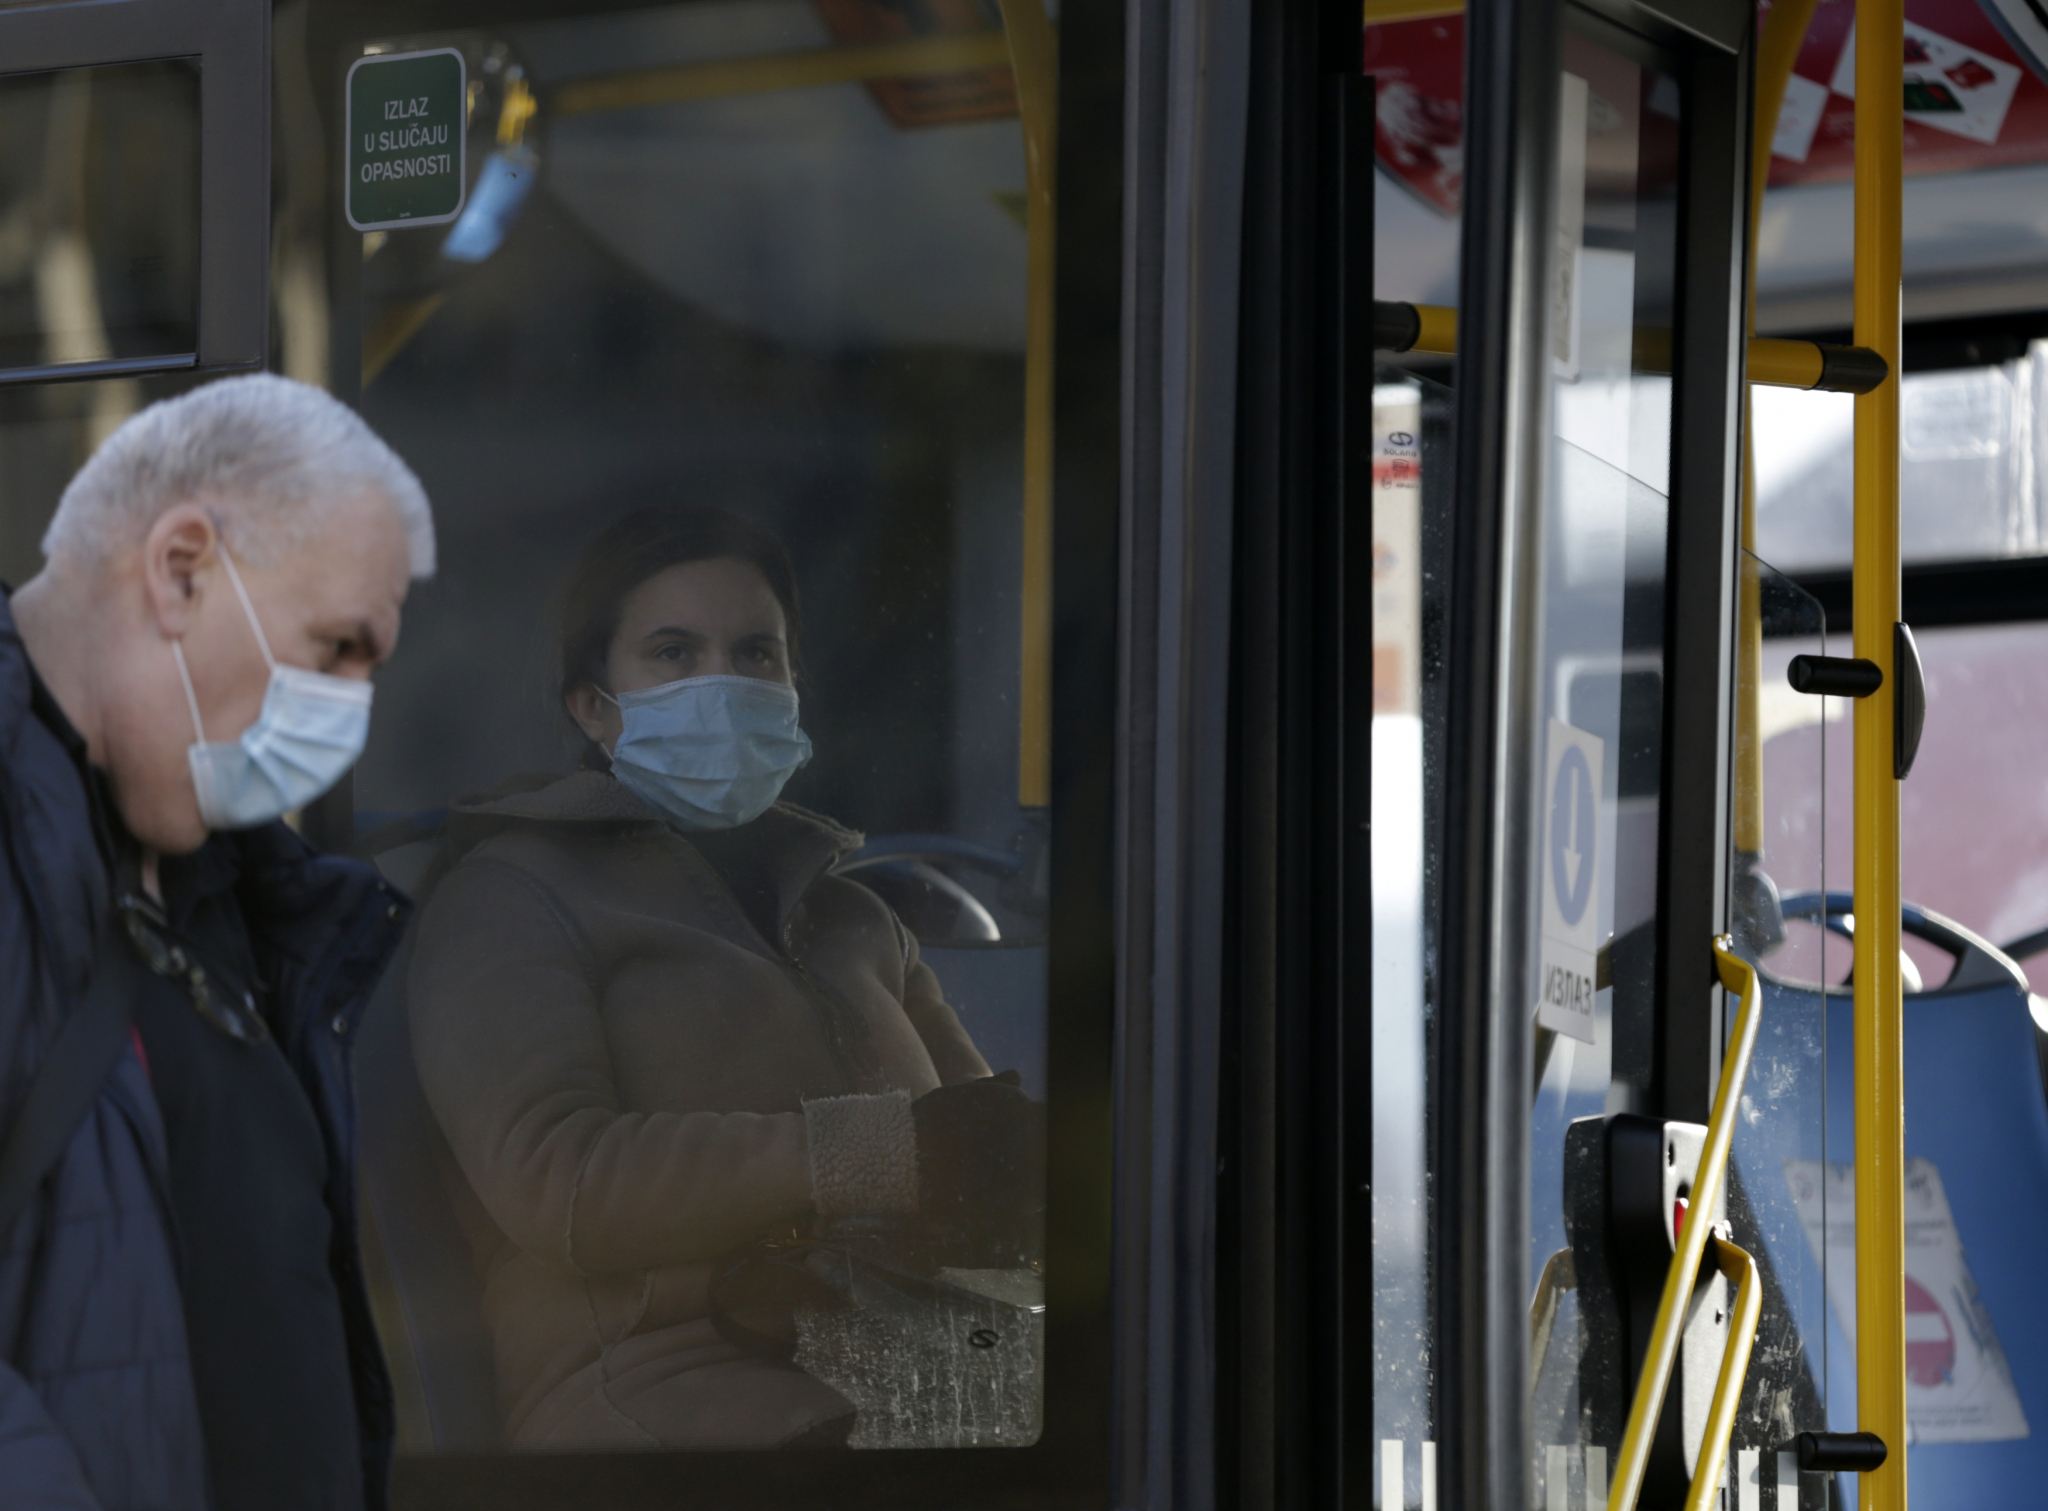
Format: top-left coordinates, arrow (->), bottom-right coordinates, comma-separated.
1853,0 -> 1908,1501
552,32 -> 1016,116
1738,0 -> 1821,858
998,0 -> 1058,810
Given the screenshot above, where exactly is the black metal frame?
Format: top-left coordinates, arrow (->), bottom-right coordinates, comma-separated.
1433,0 -> 1562,1504
0,0 -> 271,381
1639,4 -> 1752,1124
1228,1 -> 1375,1507
1789,558 -> 2048,635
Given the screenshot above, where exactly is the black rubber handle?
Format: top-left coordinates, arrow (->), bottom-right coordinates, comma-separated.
1895,622 -> 1926,780
1373,300 -> 1421,353
1812,344 -> 1889,395
1796,1431 -> 1887,1472
1788,655 -> 1882,698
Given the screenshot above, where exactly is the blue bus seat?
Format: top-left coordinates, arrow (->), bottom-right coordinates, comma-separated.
1761,895 -> 2048,1507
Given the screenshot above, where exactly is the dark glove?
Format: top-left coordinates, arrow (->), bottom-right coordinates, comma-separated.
910,1070 -> 1045,1264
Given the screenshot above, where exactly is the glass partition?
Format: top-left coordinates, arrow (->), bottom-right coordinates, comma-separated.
1728,556 -> 1841,1511
1372,361 -> 1453,1510
317,0 -> 1073,1482
1523,26 -> 1681,1506
1753,347 -> 2048,572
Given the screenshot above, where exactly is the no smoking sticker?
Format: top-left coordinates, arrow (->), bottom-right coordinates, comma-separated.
1535,719 -> 1604,1046
1785,1158 -> 2028,1443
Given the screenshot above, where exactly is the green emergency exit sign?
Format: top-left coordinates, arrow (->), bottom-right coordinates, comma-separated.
346,48 -> 466,232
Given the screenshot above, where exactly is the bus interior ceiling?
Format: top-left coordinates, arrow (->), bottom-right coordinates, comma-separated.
350,4 -> 1038,891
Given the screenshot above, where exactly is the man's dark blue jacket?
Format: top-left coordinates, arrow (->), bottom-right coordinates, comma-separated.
0,593 -> 406,1509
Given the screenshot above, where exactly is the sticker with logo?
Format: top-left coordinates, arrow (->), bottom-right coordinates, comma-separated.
1784,1157 -> 2029,1443
1534,719 -> 1605,1047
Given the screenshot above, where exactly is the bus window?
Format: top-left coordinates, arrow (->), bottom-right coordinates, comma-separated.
0,61 -> 200,378
1524,35 -> 1683,1478
311,1 -> 1099,1496
1753,342 -> 2048,573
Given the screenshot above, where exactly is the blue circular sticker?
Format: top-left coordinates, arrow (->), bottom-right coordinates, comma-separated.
1549,744 -> 1595,928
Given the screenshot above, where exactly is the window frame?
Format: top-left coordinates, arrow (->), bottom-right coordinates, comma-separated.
0,0 -> 270,383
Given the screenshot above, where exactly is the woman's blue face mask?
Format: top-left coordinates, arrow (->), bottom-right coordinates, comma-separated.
602,673 -> 812,830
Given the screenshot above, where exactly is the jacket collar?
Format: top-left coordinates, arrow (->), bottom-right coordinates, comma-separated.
446,770 -> 863,936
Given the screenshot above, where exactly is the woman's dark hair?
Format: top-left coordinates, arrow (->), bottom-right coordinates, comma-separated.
557,505 -> 804,704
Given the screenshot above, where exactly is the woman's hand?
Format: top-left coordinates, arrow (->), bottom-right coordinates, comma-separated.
910,1071 -> 1045,1263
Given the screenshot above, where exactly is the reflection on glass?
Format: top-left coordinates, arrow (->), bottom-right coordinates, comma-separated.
1728,557 -> 1838,1506
341,0 -> 1053,1457
0,61 -> 199,371
1526,32 -> 1679,1509
1372,364 -> 1452,1509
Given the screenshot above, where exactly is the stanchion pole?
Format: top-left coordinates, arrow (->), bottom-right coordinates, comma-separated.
1851,0 -> 1907,1504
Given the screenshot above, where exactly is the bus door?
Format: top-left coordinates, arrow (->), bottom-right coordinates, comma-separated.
1361,0 -> 1862,1505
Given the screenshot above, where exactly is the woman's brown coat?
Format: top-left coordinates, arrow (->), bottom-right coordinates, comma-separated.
407,772 -> 988,1449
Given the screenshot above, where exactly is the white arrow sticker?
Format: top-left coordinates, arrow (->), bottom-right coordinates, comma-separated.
1536,718 -> 1605,1046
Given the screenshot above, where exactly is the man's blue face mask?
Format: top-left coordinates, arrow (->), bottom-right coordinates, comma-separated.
172,546 -> 373,831
602,673 -> 812,831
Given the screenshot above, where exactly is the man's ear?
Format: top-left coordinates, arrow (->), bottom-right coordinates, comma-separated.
141,504 -> 220,639
565,683 -> 620,749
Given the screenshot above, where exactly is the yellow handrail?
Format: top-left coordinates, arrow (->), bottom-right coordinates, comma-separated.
1605,940 -> 1763,1511
551,31 -> 1016,117
1363,0 -> 1466,21
1529,1246 -> 1576,1391
1683,1237 -> 1764,1511
997,0 -> 1058,811
1852,0 -> 1909,1501
1737,0 -> 1822,860
1381,304 -> 1884,392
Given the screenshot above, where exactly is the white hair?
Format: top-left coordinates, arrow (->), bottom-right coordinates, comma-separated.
41,373 -> 435,577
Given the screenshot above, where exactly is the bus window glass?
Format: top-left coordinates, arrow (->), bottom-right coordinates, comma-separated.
1753,343 -> 2048,572
1763,619 -> 2048,989
0,61 -> 199,375
331,0 -> 1059,1464
1525,31 -> 1680,1501
1732,557 -> 1843,1471
1371,363 -> 1452,1507
1369,13 -> 1464,312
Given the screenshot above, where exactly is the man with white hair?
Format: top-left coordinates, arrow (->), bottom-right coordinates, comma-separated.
0,374 -> 433,1510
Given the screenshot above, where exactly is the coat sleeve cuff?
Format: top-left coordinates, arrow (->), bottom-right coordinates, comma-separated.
803,1091 -> 919,1217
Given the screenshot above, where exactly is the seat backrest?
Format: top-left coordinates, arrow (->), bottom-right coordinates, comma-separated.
1790,910 -> 2048,1504
355,934 -> 504,1453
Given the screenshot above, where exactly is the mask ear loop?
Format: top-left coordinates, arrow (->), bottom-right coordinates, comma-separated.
171,639 -> 208,743
215,544 -> 278,671
592,687 -> 622,765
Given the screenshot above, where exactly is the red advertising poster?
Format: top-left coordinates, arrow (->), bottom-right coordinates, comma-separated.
1365,15 -> 1467,214
1367,0 -> 2048,212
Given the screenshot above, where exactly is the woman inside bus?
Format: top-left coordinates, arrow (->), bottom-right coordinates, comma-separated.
407,505 -> 1038,1451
